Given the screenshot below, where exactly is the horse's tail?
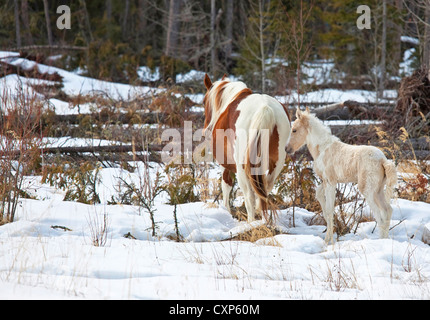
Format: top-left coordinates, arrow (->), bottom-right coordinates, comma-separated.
382,160 -> 397,202
244,105 -> 276,221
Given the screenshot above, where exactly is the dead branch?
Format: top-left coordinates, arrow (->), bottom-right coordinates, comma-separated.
312,102 -> 344,116
7,45 -> 88,52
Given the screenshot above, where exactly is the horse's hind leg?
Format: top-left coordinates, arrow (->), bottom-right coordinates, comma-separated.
236,167 -> 256,222
221,167 -> 234,213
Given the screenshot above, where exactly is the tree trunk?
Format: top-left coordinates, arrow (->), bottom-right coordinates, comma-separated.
42,0 -> 53,46
21,0 -> 34,46
106,0 -> 113,38
106,0 -> 112,21
165,0 -> 182,57
137,0 -> 148,49
258,0 -> 265,93
14,0 -> 21,48
210,0 -> 216,77
379,0 -> 387,98
225,0 -> 234,68
80,0 -> 93,42
392,0 -> 402,76
424,1 -> 430,79
122,0 -> 130,40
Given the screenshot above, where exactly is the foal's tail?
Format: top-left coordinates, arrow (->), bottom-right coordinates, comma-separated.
244,105 -> 276,221
383,160 -> 397,201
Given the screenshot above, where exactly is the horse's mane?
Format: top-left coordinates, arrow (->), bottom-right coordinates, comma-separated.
204,78 -> 249,131
302,111 -> 339,147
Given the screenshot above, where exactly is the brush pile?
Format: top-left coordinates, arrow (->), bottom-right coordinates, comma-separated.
395,68 -> 430,136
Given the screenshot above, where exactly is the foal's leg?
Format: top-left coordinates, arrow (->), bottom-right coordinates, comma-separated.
374,188 -> 393,238
323,183 -> 336,244
359,179 -> 391,239
315,184 -> 326,211
363,192 -> 387,238
316,182 -> 335,244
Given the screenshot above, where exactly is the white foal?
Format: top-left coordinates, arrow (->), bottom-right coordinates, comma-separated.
286,108 -> 397,243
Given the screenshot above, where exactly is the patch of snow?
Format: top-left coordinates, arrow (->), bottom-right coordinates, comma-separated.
137,66 -> 160,82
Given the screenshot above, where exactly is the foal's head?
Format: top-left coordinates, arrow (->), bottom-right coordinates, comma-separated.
286,107 -> 311,154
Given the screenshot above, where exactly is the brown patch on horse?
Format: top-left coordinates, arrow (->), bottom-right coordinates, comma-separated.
268,125 -> 279,175
222,169 -> 234,187
215,81 -> 229,112
212,88 -> 253,173
203,80 -> 229,130
244,133 -> 269,220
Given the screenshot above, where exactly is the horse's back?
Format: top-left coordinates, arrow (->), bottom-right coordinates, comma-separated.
236,94 -> 290,137
322,142 -> 388,185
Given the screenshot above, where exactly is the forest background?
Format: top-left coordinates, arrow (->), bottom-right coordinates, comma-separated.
1,0 -> 430,96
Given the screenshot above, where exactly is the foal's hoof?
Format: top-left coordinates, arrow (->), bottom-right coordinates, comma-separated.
324,236 -> 335,245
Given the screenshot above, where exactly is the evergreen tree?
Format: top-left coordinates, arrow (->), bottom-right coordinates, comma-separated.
0,0 -> 428,89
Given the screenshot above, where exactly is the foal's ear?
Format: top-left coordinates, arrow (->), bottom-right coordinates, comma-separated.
204,74 -> 213,90
305,106 -> 310,114
296,108 -> 303,119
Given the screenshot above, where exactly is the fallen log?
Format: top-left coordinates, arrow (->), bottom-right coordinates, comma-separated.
288,100 -> 394,120
48,111 -> 168,125
8,45 -> 88,52
45,110 -> 205,126
0,144 -> 164,159
42,151 -> 162,164
342,100 -> 394,118
312,102 -> 344,115
39,100 -> 396,127
39,144 -> 164,154
0,61 -> 63,82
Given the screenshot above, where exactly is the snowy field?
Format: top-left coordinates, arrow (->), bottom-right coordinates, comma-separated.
1,52 -> 430,300
1,167 -> 430,300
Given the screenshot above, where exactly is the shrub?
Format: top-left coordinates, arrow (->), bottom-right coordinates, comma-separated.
164,161 -> 200,205
42,160 -> 101,205
0,85 -> 43,224
112,162 -> 164,237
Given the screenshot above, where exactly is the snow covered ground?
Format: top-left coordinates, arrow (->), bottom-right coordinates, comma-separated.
1,52 -> 429,300
0,166 -> 430,300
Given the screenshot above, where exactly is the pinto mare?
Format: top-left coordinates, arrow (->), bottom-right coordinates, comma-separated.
286,108 -> 397,243
203,74 -> 291,222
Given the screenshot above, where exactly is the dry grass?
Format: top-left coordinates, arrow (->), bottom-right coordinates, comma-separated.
229,224 -> 281,244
